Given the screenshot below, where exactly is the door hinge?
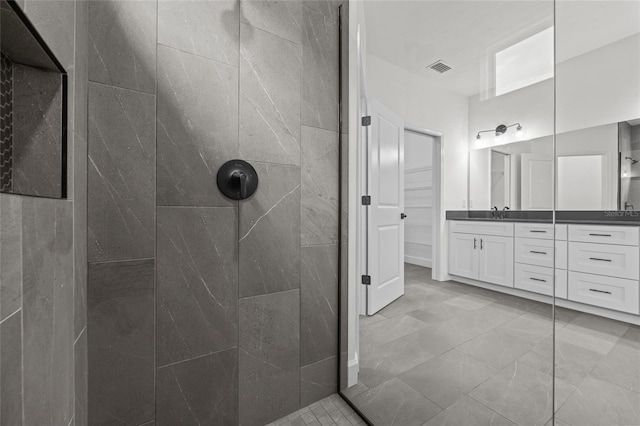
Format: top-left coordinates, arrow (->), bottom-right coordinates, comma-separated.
361,275 -> 371,285
361,195 -> 371,205
361,116 -> 371,126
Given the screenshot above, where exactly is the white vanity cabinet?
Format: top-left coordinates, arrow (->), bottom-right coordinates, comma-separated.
448,221 -> 514,287
567,225 -> 640,315
514,223 -> 568,299
448,220 -> 640,320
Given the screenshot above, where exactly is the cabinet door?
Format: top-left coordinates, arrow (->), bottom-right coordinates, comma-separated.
449,233 -> 478,279
479,235 -> 514,287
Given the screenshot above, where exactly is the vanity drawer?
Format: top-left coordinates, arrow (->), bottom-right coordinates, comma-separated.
568,225 -> 639,246
449,221 -> 514,237
515,264 -> 567,298
568,242 -> 639,280
515,238 -> 567,269
515,223 -> 567,240
568,272 -> 640,314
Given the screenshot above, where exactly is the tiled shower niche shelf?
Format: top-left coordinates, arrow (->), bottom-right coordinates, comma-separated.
0,0 -> 67,199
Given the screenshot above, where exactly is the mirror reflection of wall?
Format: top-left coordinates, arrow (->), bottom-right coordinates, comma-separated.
471,137 -> 553,210
619,119 -> 640,210
490,150 -> 509,209
471,122 -> 626,211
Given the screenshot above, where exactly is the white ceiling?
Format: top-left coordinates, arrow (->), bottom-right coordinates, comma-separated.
364,0 -> 640,97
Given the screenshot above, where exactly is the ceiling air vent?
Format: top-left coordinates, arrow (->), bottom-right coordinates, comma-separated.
427,60 -> 452,74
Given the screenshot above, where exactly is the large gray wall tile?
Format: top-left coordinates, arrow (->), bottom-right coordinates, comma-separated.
240,24 -> 301,166
156,349 -> 238,425
88,0 -> 157,93
158,0 -> 239,66
22,0 -> 75,69
88,82 -> 155,262
74,132 -> 88,338
88,259 -> 155,426
74,0 -> 89,340
156,45 -> 238,207
301,244 -> 338,366
22,198 -> 73,426
12,65 -> 63,198
75,329 -> 88,426
1,310 -> 23,425
241,0 -> 302,44
52,205 -> 76,426
239,162 -> 300,297
302,4 -> 339,131
0,194 -> 22,320
157,207 -> 238,366
301,356 -> 338,407
304,0 -> 341,22
239,290 -> 300,425
301,126 -> 339,245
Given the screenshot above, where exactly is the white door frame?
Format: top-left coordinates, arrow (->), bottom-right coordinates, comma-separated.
405,124 -> 443,283
357,120 -> 443,314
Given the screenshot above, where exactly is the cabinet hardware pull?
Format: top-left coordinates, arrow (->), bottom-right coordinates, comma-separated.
480,239 -> 483,250
530,230 -> 547,233
589,257 -> 612,262
530,277 -> 547,282
474,238 -> 476,249
589,233 -> 612,237
530,251 -> 547,255
589,288 -> 612,295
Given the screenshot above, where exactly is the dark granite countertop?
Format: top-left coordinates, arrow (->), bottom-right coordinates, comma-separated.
446,210 -> 640,226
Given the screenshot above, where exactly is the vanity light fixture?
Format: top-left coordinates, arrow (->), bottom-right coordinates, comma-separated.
476,123 -> 523,140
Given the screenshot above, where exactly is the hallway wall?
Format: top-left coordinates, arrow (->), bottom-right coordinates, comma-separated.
87,1 -> 340,425
0,0 -> 88,424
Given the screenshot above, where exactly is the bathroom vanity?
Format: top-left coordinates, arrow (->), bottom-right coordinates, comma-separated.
447,215 -> 640,324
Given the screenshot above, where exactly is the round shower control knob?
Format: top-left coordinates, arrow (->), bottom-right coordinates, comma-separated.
217,160 -> 259,200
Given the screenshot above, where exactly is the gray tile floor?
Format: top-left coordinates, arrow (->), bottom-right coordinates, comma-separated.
267,394 -> 367,426
345,263 -> 640,426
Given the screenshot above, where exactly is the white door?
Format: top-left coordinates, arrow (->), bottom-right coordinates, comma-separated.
448,233 -> 478,279
478,235 -> 514,287
366,99 -> 405,315
521,154 -> 553,210
404,130 -> 434,268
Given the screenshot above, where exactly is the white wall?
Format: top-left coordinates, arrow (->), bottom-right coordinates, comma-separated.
469,33 -> 640,148
365,53 -> 469,280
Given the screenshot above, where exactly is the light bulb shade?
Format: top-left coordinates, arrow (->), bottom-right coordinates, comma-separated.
516,125 -> 524,137
476,133 -> 481,140
495,124 -> 508,136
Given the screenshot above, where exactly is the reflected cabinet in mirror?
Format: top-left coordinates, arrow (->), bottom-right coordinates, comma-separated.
0,0 -> 67,199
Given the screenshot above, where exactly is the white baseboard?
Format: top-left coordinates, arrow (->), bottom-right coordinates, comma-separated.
404,256 -> 432,268
451,275 -> 640,326
347,355 -> 359,387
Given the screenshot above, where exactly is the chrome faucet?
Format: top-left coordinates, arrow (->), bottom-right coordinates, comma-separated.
625,201 -> 635,211
491,206 -> 498,219
501,206 -> 510,219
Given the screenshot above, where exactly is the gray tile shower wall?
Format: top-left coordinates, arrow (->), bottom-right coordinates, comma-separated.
0,0 -> 88,425
86,1 -> 340,425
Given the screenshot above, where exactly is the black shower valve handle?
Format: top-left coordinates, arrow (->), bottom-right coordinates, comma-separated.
232,171 -> 247,199
217,159 -> 259,200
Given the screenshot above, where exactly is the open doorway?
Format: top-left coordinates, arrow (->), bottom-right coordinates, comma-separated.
358,115 -> 443,317
404,128 -> 436,269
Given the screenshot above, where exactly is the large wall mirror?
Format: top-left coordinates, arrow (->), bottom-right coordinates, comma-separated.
0,0 -> 67,199
340,1 -> 640,426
